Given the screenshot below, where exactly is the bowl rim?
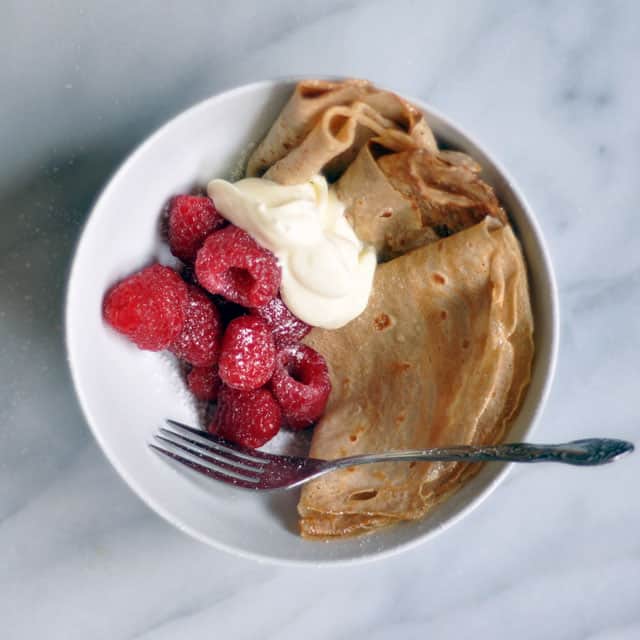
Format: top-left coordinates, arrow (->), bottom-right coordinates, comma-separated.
65,77 -> 559,566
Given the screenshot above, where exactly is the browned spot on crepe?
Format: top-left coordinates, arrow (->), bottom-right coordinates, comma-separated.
373,313 -> 393,331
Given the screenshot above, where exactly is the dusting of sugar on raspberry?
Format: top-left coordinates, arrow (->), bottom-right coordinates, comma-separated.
271,344 -> 331,430
218,315 -> 276,390
253,296 -> 310,348
210,385 -> 281,448
195,225 -> 281,308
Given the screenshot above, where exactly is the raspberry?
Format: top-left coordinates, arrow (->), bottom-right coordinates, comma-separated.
253,296 -> 310,348
209,386 -> 281,448
187,366 -> 222,401
271,345 -> 331,430
170,285 -> 222,366
218,316 -> 276,390
103,263 -> 187,350
195,225 -> 281,308
168,195 -> 226,262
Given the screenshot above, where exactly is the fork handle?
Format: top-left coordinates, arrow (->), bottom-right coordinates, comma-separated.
329,439 -> 633,469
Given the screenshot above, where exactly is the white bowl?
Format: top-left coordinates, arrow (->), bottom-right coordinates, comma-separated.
66,79 -> 559,566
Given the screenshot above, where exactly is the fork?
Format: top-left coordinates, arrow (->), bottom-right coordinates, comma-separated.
149,420 -> 634,491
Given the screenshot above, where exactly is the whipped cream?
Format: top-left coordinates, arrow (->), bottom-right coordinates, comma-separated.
207,175 -> 376,329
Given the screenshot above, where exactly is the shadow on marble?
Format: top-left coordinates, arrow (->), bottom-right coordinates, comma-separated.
0,140 -> 144,521
0,143 -> 132,329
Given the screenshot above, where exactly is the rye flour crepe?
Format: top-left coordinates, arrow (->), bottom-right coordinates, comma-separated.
246,78 -> 437,184
243,79 -> 535,539
299,218 -> 534,538
336,142 -> 507,260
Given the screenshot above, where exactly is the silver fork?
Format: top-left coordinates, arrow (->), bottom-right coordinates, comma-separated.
149,420 -> 634,491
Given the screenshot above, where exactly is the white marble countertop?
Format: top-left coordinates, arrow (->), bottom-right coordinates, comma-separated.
2,2 -> 639,638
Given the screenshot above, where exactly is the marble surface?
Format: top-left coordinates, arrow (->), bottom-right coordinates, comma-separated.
2,1 -> 639,638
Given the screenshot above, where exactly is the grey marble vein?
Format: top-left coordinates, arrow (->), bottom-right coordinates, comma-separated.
1,0 -> 639,638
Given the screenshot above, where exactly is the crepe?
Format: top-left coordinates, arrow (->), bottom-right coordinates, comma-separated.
243,79 -> 535,539
246,78 -> 437,184
336,142 -> 507,261
298,218 -> 534,538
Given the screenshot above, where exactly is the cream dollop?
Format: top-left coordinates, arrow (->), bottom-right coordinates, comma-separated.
207,175 -> 376,329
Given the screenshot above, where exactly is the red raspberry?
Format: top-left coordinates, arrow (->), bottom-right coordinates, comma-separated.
170,285 -> 222,366
195,225 -> 281,308
168,195 -> 226,262
209,386 -> 281,448
253,296 -> 310,348
103,263 -> 187,350
187,365 -> 222,401
271,344 -> 331,430
218,316 -> 275,390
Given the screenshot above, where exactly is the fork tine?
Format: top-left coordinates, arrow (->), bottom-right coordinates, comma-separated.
154,435 -> 263,481
149,443 -> 261,489
158,428 -> 264,471
166,419 -> 282,462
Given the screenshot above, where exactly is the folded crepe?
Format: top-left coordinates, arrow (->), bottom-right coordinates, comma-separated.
298,218 -> 534,538
336,142 -> 507,261
246,78 -> 437,184
243,79 -> 534,539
